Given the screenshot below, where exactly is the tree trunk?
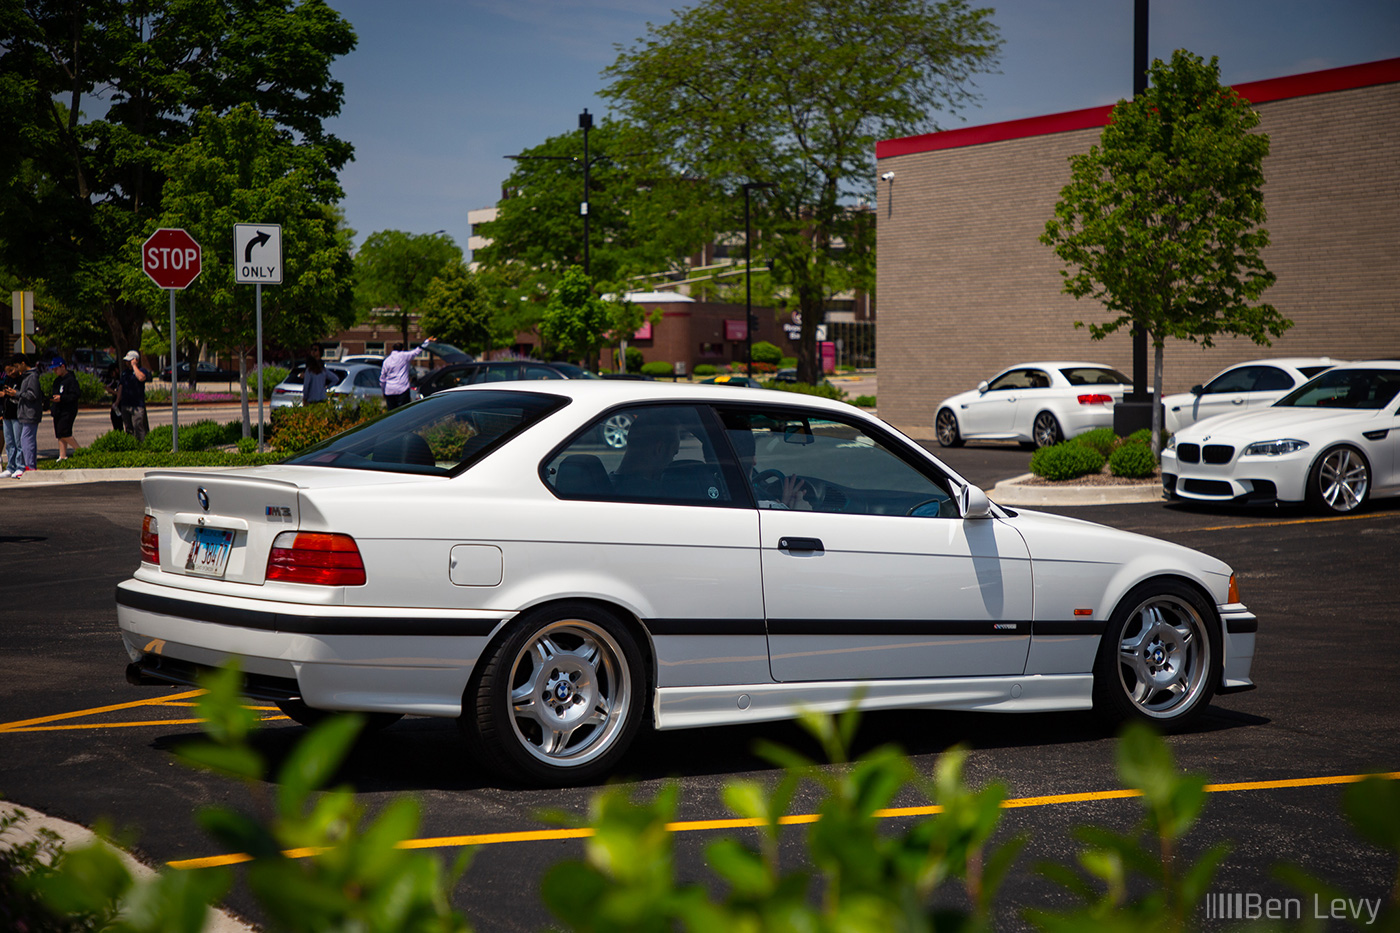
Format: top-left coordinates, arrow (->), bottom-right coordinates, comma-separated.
1152,340 -> 1165,457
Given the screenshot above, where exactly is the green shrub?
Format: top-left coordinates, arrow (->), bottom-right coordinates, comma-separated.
244,365 -> 288,401
1109,441 -> 1158,478
624,346 -> 644,373
236,436 -> 258,454
1072,427 -> 1117,458
140,423 -> 173,452
780,355 -> 797,368
762,379 -> 846,401
42,450 -> 284,469
750,340 -> 782,365
1029,442 -> 1106,480
640,360 -> 674,377
40,370 -> 109,405
269,397 -> 382,453
853,394 -> 876,407
692,363 -> 718,376
88,429 -> 139,453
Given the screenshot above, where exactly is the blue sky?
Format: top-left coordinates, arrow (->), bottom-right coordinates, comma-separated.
320,0 -> 1400,256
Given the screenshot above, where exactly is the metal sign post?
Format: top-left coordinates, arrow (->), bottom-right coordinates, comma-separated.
11,291 -> 35,353
233,224 -> 283,452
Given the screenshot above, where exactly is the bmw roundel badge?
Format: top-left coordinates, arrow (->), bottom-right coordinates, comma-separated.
197,487 -> 210,512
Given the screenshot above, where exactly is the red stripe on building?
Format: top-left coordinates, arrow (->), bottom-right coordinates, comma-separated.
876,57 -> 1400,159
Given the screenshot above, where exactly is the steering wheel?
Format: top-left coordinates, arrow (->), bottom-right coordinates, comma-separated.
752,469 -> 786,497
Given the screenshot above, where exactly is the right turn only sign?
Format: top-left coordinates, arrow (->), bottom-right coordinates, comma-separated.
233,223 -> 283,285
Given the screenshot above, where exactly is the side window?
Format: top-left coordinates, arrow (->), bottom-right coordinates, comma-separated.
987,369 -> 1043,391
524,365 -> 566,380
718,409 -> 956,517
1203,367 -> 1258,394
1252,366 -> 1294,391
483,364 -> 520,382
355,369 -> 379,388
543,405 -> 735,506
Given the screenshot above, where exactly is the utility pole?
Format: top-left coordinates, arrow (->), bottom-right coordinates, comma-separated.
742,182 -> 775,379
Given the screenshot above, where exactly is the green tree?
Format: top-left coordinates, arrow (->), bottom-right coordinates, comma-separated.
540,266 -> 609,366
0,0 -> 355,355
603,0 -> 1000,382
1042,50 -> 1288,453
137,105 -> 356,432
354,230 -> 462,346
419,261 -> 495,354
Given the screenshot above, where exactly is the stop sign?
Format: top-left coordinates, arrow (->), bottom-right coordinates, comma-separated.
142,228 -> 202,290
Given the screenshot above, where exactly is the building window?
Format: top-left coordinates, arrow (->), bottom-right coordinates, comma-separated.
699,342 -> 724,358
365,341 -> 385,356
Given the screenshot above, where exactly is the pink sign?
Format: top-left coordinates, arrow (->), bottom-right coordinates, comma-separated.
633,322 -> 652,340
724,319 -> 747,341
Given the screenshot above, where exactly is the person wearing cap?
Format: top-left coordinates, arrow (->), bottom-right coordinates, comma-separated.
4,353 -> 43,477
49,357 -> 81,460
118,349 -> 152,442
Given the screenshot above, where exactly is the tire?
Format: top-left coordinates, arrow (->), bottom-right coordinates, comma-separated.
274,699 -> 403,733
461,602 -> 645,786
601,413 -> 634,449
935,408 -> 963,447
1093,580 -> 1220,731
1032,411 -> 1063,449
1306,445 -> 1370,514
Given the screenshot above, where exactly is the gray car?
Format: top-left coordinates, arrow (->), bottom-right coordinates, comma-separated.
270,362 -> 391,408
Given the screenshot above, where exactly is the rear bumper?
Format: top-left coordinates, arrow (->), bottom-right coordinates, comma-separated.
116,579 -> 510,717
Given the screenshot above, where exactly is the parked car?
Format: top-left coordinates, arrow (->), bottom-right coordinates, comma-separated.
1162,360 -> 1400,514
160,361 -> 241,383
117,381 -> 1255,785
70,347 -> 115,373
1162,357 -> 1341,434
935,362 -> 1132,449
338,354 -> 384,366
415,360 -> 599,399
270,362 -> 389,408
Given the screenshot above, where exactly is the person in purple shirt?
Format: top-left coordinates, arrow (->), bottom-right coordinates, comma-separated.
379,337 -> 435,410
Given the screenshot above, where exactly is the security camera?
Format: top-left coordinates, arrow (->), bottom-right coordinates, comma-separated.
880,171 -> 895,181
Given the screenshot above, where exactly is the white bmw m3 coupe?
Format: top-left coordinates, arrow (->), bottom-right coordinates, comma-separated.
117,381 -> 1256,784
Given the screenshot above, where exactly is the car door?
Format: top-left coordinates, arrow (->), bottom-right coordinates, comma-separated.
1187,366 -> 1264,423
961,368 -> 1041,436
716,406 -> 1032,682
1243,365 -> 1298,410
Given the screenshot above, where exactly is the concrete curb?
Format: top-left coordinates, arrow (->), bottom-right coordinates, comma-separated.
0,802 -> 254,932
990,473 -> 1164,506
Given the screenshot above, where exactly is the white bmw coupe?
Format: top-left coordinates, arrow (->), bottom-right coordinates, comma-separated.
117,382 -> 1256,784
1162,360 -> 1400,514
934,362 -> 1132,449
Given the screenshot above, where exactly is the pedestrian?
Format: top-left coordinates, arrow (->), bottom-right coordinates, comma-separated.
118,350 -> 152,442
1,358 -> 20,476
379,337 -> 435,410
101,360 -> 122,432
49,357 -> 81,460
301,354 -> 341,404
7,353 -> 43,478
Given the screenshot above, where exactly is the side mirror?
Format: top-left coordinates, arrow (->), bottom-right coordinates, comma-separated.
977,380 -> 989,394
959,484 -> 992,519
1190,384 -> 1204,396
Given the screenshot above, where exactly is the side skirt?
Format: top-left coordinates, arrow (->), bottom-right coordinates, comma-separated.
653,674 -> 1094,731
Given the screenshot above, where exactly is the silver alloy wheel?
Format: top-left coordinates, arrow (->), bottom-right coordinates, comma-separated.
1116,594 -> 1210,719
1317,446 -> 1369,512
935,409 -> 960,446
602,413 -> 634,449
507,619 -> 632,768
1033,412 -> 1061,448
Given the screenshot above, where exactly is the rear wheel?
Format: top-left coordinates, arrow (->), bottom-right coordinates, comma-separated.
1306,445 -> 1369,514
274,699 -> 403,732
461,602 -> 645,785
1093,580 -> 1220,731
1032,411 -> 1063,448
935,408 -> 963,447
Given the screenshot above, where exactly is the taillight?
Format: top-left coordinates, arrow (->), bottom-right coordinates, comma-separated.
1077,394 -> 1114,405
140,514 -> 159,565
266,532 -> 366,586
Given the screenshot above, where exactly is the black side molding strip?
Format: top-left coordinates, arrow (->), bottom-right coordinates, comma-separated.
643,618 -> 768,637
116,586 -> 503,637
1225,617 -> 1259,634
768,619 -> 1032,636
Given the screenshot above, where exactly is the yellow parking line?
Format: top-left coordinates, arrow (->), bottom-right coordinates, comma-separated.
0,689 -> 206,733
1200,512 -> 1389,532
165,769 -> 1400,870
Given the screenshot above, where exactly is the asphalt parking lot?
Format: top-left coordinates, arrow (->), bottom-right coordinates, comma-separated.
1,444 -> 1396,930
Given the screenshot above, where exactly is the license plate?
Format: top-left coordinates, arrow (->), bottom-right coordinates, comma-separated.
185,527 -> 235,577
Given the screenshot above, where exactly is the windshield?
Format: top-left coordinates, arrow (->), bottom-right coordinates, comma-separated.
1274,369 -> 1400,410
549,362 -> 601,380
282,390 -> 567,475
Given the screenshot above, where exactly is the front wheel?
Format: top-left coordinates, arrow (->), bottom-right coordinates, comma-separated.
935,408 -> 963,447
1093,580 -> 1220,731
1032,411 -> 1063,448
1307,445 -> 1370,514
461,602 -> 645,785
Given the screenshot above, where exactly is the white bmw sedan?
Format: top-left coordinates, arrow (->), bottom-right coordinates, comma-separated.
117,382 -> 1255,784
1162,360 -> 1400,515
934,362 -> 1131,449
1161,357 -> 1341,434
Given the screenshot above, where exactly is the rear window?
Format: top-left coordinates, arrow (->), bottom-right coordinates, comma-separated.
1060,367 -> 1130,386
282,390 -> 566,476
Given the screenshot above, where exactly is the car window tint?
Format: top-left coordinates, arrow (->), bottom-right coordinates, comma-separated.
483,364 -> 519,382
354,369 -> 379,387
987,369 -> 1038,391
1276,369 -> 1400,410
1252,366 -> 1294,391
1203,367 -> 1259,393
1061,367 -> 1129,386
718,408 -> 955,517
284,390 -> 566,475
524,365 -> 565,380
543,405 -> 734,506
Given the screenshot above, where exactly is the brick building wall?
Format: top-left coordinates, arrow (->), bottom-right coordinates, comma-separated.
875,59 -> 1400,436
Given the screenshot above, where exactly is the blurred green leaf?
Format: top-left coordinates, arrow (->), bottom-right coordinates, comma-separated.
276,712 -> 364,815
1344,776 -> 1400,853
176,741 -> 265,781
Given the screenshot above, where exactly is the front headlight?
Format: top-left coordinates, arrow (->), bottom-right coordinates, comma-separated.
1164,435 -> 1177,451
1242,438 -> 1309,457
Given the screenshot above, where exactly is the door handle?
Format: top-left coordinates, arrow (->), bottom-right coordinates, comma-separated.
778,536 -> 824,553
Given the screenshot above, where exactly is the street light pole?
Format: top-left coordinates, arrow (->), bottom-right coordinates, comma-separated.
580,109 -> 592,277
742,181 -> 775,379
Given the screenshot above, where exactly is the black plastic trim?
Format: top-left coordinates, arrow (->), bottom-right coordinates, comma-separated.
643,618 -> 768,636
1225,616 -> 1259,634
767,619 -> 1031,636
